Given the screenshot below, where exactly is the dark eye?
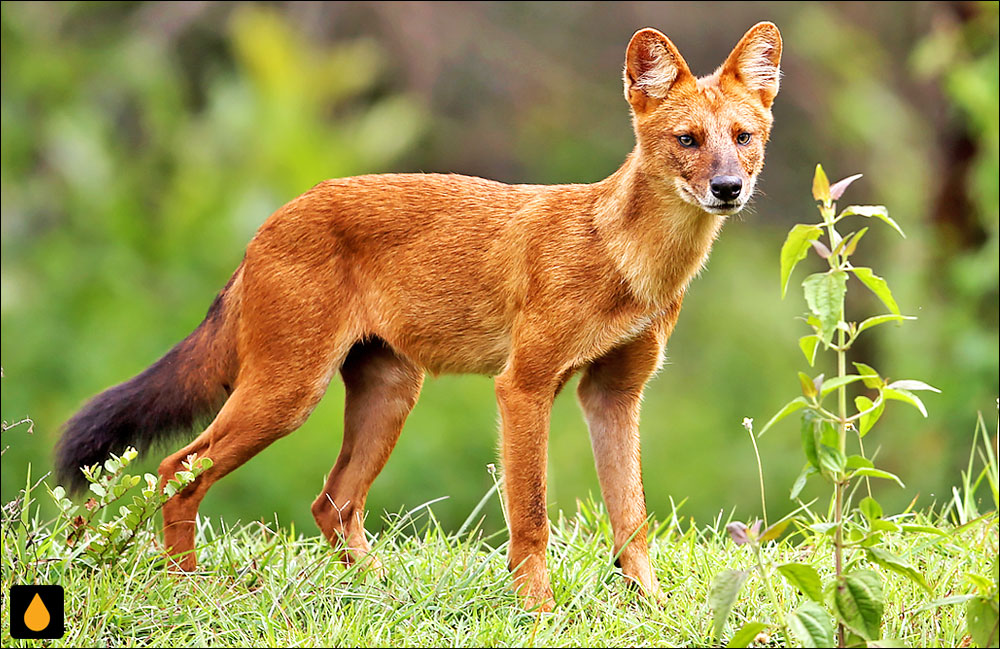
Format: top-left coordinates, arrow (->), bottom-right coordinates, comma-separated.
677,134 -> 696,148
736,132 -> 752,145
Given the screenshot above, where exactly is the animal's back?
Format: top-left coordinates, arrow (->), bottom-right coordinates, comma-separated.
244,173 -> 603,375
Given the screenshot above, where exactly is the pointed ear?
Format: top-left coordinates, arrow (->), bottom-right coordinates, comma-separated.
722,22 -> 782,108
623,28 -> 692,114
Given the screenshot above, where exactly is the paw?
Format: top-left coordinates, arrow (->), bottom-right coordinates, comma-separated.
522,585 -> 555,613
337,542 -> 388,581
646,587 -> 668,607
357,552 -> 387,582
621,565 -> 666,605
515,570 -> 555,613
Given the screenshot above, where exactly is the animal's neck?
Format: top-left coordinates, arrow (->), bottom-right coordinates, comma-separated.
594,148 -> 725,307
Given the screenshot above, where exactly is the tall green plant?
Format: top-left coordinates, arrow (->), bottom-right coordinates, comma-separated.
712,166 -> 943,648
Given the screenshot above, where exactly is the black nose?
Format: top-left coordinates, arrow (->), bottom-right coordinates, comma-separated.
710,175 -> 743,202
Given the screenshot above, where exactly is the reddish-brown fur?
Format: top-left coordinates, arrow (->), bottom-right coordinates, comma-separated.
58,23 -> 781,611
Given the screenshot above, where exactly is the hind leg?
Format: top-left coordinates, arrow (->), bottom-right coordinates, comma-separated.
158,244 -> 358,570
159,353 -> 343,571
311,340 -> 423,570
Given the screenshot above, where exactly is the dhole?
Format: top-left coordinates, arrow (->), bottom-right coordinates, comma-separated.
57,23 -> 781,610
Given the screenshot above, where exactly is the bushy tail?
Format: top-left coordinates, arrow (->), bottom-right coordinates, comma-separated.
56,272 -> 241,491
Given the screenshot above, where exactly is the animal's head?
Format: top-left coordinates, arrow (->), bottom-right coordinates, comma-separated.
624,23 -> 781,216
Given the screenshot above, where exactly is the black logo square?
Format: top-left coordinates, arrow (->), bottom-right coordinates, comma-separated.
9,585 -> 65,639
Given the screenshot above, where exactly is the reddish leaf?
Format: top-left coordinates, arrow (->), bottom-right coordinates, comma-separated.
726,521 -> 751,545
810,239 -> 831,259
830,173 -> 863,201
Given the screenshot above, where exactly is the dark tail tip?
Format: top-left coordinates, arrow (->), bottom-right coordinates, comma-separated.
55,378 -> 157,492
55,340 -> 227,493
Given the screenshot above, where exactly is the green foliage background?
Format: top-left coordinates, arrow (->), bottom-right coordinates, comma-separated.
2,2 -> 997,536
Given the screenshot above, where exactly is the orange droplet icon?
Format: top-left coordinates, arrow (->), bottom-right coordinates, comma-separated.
24,592 -> 51,631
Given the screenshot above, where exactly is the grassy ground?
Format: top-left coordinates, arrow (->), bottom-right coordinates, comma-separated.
2,477 -> 996,648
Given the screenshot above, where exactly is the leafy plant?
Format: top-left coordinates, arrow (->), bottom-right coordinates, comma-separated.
48,447 -> 212,569
712,165 -> 945,648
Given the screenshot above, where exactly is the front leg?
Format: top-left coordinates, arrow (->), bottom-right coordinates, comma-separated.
576,314 -> 676,600
495,360 -> 561,612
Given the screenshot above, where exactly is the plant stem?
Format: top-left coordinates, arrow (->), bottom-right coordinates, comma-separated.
746,422 -> 768,528
834,478 -> 845,648
825,199 -> 848,649
752,541 -> 790,644
835,300 -> 848,648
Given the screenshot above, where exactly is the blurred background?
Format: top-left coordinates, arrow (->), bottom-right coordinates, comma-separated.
2,2 -> 997,538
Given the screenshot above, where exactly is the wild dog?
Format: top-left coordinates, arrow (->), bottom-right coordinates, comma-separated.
57,23 -> 781,611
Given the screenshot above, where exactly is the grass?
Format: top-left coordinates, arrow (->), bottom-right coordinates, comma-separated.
2,477 -> 996,647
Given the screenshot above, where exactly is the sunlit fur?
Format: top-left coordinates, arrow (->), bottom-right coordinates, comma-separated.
56,23 -> 781,612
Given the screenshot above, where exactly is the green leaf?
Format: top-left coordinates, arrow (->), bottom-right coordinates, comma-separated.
803,271 -> 848,345
829,229 -> 856,258
828,570 -> 884,641
819,374 -> 865,397
818,417 -> 839,446
870,519 -> 900,533
818,444 -> 846,478
846,455 -> 874,470
859,496 -> 883,522
790,463 -> 817,500
866,547 -> 931,593
816,419 -> 845,478
726,621 -> 768,648
812,164 -> 831,204
759,518 -> 791,543
854,395 -> 883,437
801,412 -> 821,469
710,569 -> 749,638
838,204 -> 905,238
788,600 -> 834,647
883,388 -> 928,417
852,362 -> 883,389
778,563 -> 824,602
840,226 -> 868,259
899,524 -> 948,536
967,596 -> 1000,648
856,314 -> 914,335
759,397 -> 810,436
799,371 -> 818,398
885,379 -> 940,393
853,467 -> 905,488
797,335 -> 820,367
850,267 -> 900,315
781,224 -> 825,298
